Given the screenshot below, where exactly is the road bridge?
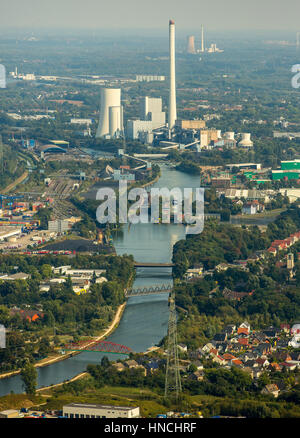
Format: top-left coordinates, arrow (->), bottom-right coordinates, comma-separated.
134,262 -> 174,268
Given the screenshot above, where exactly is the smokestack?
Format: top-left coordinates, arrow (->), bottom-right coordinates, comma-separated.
297,32 -> 300,49
168,19 -> 177,130
201,25 -> 204,52
187,35 -> 196,54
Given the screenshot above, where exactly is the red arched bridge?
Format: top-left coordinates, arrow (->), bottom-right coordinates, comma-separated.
63,340 -> 132,355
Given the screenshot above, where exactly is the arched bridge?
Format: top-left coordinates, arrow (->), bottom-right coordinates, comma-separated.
63,340 -> 132,355
126,283 -> 173,297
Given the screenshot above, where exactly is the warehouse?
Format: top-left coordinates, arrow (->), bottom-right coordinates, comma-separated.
63,403 -> 140,419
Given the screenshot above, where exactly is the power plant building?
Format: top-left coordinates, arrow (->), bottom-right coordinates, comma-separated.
176,119 -> 206,130
127,97 -> 165,141
96,88 -> 123,139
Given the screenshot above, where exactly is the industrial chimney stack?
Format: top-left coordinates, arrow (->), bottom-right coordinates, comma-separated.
168,19 -> 177,131
201,25 -> 204,52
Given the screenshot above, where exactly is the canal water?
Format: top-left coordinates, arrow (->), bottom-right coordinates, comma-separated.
0,165 -> 201,396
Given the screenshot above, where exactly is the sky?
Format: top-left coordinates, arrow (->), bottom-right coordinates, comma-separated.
0,0 -> 300,32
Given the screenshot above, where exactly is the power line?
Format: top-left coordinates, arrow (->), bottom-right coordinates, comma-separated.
164,290 -> 182,400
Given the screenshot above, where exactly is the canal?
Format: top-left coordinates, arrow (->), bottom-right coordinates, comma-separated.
0,165 -> 201,396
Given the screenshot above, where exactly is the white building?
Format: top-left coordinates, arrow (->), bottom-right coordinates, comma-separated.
63,403 -> 140,419
136,75 -> 165,82
48,220 -> 69,233
127,96 -> 165,141
70,118 -> 92,125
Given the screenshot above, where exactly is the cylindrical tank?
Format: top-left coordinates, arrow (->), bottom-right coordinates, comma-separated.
238,133 -> 253,147
96,88 -> 121,138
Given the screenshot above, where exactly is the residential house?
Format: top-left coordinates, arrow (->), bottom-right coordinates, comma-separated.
111,363 -> 126,372
261,384 -> 280,398
256,358 -> 270,368
280,324 -> 290,334
177,343 -> 188,353
189,370 -> 205,381
223,324 -> 236,335
10,308 -> 44,322
191,360 -> 204,371
213,333 -> 228,343
238,321 -> 251,335
263,327 -> 280,338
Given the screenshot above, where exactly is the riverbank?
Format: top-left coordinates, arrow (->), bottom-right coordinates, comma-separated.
0,302 -> 127,381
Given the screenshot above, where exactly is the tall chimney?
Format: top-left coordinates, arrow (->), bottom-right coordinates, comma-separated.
168,19 -> 177,130
201,25 -> 204,52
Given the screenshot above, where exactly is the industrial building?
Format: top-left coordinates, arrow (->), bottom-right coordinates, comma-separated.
127,97 -> 165,142
63,403 -> 140,419
135,75 -> 165,82
175,119 -> 206,130
272,160 -> 300,180
0,227 -> 22,241
48,220 -> 69,233
0,410 -> 22,418
96,88 -> 123,139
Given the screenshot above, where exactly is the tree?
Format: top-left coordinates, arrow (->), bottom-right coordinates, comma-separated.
101,356 -> 110,368
20,362 -> 37,395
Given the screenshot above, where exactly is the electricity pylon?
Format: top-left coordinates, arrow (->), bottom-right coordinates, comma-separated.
164,290 -> 182,400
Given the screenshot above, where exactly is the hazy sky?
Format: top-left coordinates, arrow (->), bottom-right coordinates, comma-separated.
0,0 -> 300,32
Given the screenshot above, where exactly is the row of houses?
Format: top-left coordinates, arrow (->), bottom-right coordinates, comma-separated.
267,230 -> 300,256
187,322 -> 300,394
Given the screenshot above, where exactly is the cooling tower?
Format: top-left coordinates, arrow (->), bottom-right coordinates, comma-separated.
224,131 -> 235,140
96,88 -> 122,138
238,133 -> 253,147
187,36 -> 196,54
168,20 -> 177,130
109,106 -> 122,138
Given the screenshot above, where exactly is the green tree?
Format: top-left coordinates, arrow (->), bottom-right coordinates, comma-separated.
20,362 -> 37,395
